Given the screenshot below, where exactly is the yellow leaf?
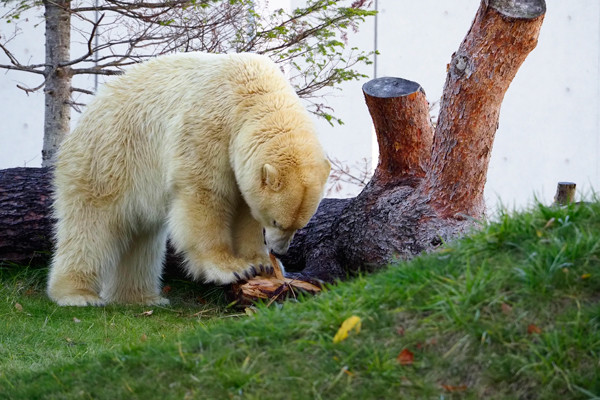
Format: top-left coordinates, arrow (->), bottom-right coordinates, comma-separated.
581,273 -> 591,280
333,316 -> 361,343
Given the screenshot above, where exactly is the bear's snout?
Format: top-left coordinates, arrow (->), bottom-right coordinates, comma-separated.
264,227 -> 295,255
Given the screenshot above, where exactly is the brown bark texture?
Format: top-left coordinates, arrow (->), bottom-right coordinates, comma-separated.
362,77 -> 433,184
554,182 -> 576,206
420,0 -> 546,218
0,0 -> 546,284
0,168 -> 54,266
283,0 -> 546,281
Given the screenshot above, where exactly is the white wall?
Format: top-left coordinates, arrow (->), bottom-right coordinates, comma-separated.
1,1 -> 598,212
485,1 -> 600,211
0,17 -> 45,167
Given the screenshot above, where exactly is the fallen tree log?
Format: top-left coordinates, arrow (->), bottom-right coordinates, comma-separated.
0,0 -> 546,285
0,167 -> 53,266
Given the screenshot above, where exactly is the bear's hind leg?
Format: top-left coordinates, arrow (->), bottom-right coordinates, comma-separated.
101,225 -> 169,305
48,215 -> 121,307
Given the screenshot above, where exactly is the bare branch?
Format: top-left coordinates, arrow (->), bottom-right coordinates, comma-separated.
326,156 -> 372,196
0,42 -> 49,73
71,0 -> 196,14
2,0 -> 375,123
71,87 -> 95,95
16,80 -> 47,94
0,63 -> 46,74
66,100 -> 86,113
71,67 -> 125,75
62,13 -> 106,68
13,67 -> 56,94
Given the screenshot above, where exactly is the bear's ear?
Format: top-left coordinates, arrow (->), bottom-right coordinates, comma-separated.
262,164 -> 282,191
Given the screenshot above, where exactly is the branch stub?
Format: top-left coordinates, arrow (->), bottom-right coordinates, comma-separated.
487,0 -> 546,20
362,77 -> 423,99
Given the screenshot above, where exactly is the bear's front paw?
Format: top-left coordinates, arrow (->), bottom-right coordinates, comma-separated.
201,262 -> 274,285
190,255 -> 276,285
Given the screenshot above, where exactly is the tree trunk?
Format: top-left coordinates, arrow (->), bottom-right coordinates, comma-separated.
282,0 -> 546,281
42,0 -> 72,167
280,79 -> 465,281
0,168 -> 54,266
0,0 -> 546,285
420,0 -> 546,219
0,167 -> 186,270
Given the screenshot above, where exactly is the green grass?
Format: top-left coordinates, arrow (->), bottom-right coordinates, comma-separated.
2,200 -> 600,399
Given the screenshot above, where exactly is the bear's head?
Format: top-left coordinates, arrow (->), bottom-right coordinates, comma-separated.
237,136 -> 331,255
257,159 -> 330,254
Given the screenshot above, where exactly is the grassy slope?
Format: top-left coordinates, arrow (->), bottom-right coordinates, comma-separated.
1,200 -> 599,399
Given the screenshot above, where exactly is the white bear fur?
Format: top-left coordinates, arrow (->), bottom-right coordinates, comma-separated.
47,52 -> 330,306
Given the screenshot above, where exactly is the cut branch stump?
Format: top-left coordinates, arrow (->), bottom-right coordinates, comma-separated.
554,182 -> 576,206
362,77 -> 433,184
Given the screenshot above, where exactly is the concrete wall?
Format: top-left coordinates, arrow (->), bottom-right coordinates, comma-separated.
1,1 -> 598,212
0,17 -> 46,167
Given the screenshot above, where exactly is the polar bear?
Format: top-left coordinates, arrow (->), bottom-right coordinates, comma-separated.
47,52 -> 331,306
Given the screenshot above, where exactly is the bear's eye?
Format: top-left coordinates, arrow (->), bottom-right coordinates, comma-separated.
273,220 -> 281,229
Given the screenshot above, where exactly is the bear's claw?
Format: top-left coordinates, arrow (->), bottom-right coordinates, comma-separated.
232,263 -> 278,284
233,272 -> 244,282
254,264 -> 275,277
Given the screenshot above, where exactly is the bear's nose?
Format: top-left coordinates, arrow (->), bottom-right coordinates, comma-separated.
271,250 -> 285,258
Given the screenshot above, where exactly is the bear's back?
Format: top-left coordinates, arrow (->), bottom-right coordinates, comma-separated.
54,53 -> 298,208
80,53 -> 292,140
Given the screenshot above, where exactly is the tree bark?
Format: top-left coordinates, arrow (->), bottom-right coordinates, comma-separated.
362,77 -> 433,184
420,0 -> 546,219
553,182 -> 576,206
0,0 -> 546,285
42,0 -> 72,167
0,168 -> 54,266
280,78 -> 467,281
283,0 -> 546,281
